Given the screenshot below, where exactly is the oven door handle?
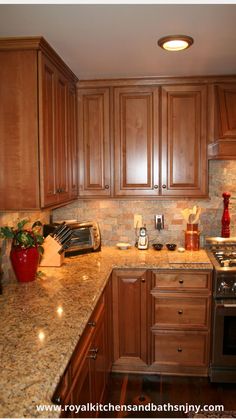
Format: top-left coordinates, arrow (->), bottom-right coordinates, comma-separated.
222,303 -> 236,308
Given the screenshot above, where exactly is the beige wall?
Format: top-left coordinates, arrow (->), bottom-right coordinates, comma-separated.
52,160 -> 236,247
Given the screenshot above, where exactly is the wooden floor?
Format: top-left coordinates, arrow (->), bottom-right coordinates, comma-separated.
102,373 -> 236,418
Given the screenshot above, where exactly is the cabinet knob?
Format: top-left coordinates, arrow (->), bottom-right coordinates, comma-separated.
141,278 -> 146,282
56,188 -> 61,193
179,279 -> 184,284
53,396 -> 62,405
162,184 -> 167,189
154,185 -> 158,189
178,309 -> 183,315
177,347 -> 183,352
88,321 -> 96,327
105,185 -> 110,189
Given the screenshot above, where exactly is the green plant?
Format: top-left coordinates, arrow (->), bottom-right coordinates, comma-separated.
0,219 -> 44,254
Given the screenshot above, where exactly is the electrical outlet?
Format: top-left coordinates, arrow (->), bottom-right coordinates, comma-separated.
134,214 -> 143,229
155,214 -> 164,230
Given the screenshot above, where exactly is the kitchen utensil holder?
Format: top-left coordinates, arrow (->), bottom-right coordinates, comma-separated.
185,224 -> 200,251
39,236 -> 64,267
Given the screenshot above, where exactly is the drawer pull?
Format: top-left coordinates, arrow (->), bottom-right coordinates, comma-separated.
178,309 -> 183,315
89,348 -> 98,354
88,321 -> 96,327
179,279 -> 184,284
53,396 -> 62,405
177,347 -> 182,353
154,185 -> 158,189
87,353 -> 97,360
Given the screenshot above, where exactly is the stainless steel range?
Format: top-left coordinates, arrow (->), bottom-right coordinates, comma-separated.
206,237 -> 236,383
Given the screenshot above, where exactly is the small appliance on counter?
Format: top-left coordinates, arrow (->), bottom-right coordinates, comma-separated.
137,226 -> 149,250
43,220 -> 101,256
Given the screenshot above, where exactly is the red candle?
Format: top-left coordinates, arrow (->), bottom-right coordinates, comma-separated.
221,192 -> 231,238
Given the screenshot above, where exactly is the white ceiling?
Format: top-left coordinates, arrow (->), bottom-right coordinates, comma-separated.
0,4 -> 236,79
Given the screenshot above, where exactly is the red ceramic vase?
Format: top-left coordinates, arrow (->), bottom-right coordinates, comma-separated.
10,246 -> 39,282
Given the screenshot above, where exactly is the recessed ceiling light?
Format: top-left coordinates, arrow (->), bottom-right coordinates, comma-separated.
158,35 -> 194,52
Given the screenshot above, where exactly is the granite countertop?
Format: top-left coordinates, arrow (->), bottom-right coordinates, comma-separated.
0,246 -> 212,418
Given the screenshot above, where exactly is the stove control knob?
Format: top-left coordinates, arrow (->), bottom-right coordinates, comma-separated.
218,281 -> 230,294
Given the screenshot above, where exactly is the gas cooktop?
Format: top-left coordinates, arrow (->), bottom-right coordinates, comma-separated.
206,237 -> 236,272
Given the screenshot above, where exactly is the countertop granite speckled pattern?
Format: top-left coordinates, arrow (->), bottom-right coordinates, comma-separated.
0,247 -> 212,418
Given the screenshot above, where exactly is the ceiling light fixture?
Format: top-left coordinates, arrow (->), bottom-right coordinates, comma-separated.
158,35 -> 194,52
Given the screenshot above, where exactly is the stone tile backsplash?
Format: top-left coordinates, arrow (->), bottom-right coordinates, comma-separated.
52,160 -> 236,247
1,160 -> 236,248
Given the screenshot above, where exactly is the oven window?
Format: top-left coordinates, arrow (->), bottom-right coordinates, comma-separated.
223,316 -> 236,355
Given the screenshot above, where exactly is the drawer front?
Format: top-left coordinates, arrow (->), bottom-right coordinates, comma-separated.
152,272 -> 210,291
152,295 -> 210,328
153,331 -> 208,366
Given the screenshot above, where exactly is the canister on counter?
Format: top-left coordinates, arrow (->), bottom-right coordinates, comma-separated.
185,223 -> 200,251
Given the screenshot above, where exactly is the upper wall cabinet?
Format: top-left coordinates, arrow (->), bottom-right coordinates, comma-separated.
114,86 -> 160,197
208,83 -> 236,159
78,88 -> 111,197
78,81 -> 209,198
161,85 -> 208,197
0,37 -> 78,210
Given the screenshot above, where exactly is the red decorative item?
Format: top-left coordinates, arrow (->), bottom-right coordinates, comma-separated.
221,192 -> 231,238
10,246 -> 39,282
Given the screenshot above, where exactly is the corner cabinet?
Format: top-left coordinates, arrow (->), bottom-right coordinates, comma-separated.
208,83 -> 236,159
0,37 -> 78,210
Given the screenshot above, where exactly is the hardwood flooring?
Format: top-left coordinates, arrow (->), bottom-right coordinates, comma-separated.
102,374 -> 236,418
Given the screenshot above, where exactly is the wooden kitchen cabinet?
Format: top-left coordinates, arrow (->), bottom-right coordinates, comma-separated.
150,270 -> 212,376
208,83 -> 236,158
161,84 -> 208,197
78,80 -> 209,198
112,269 -> 151,371
114,86 -> 160,196
0,37 -> 78,210
78,88 -> 111,197
52,283 -> 112,418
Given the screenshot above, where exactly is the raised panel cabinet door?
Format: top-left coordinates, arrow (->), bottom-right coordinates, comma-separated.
78,88 -> 111,197
39,54 -> 58,207
161,85 -> 208,197
217,84 -> 236,137
55,70 -> 70,203
114,86 -> 160,196
0,50 -> 39,210
72,355 -> 92,418
112,270 -> 149,369
68,83 -> 78,199
90,304 -> 107,408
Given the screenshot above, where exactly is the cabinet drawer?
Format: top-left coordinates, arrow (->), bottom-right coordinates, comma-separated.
71,295 -> 105,379
153,331 -> 208,366
152,272 -> 210,291
152,295 -> 210,329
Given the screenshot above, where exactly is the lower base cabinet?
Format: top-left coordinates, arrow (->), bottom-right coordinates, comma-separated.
53,268 -> 212,416
52,283 -> 112,418
112,269 -> 150,372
